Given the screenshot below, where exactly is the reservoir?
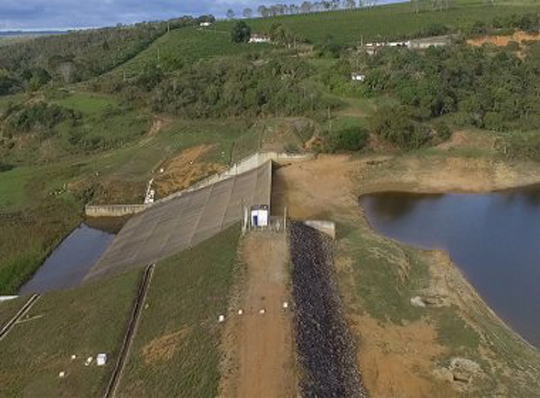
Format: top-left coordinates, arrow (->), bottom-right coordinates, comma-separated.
361,186 -> 540,348
19,224 -> 115,294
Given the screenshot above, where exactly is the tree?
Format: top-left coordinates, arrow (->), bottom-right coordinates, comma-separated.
226,9 -> 235,20
300,1 -> 313,13
344,0 -> 357,9
243,8 -> 252,19
230,21 -> 251,43
258,5 -> 270,17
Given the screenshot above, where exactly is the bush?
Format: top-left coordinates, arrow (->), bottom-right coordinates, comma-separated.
327,127 -> 368,152
6,102 -> 80,134
370,106 -> 431,149
433,120 -> 452,141
231,21 -> 251,43
424,23 -> 450,37
503,131 -> 540,161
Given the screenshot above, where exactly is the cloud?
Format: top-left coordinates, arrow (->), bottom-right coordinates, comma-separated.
0,0 -> 402,30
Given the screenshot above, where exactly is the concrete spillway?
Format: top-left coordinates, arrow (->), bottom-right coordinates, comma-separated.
86,161 -> 272,281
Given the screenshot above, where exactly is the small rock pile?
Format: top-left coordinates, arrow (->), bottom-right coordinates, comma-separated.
290,222 -> 368,398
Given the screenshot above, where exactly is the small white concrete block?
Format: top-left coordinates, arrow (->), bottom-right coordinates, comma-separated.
259,309 -> 266,315
85,356 -> 93,366
218,315 -> 225,323
71,354 -> 77,360
283,302 -> 289,309
59,371 -> 66,378
238,309 -> 243,315
96,353 -> 107,366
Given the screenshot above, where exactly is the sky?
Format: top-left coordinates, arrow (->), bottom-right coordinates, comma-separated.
0,0 -> 403,31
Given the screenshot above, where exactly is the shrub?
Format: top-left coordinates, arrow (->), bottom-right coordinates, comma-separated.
231,21 -> 251,43
433,120 -> 452,141
370,106 -> 431,149
327,127 -> 368,152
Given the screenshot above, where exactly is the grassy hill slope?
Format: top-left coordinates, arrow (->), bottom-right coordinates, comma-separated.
110,27 -> 273,79
216,0 -> 540,44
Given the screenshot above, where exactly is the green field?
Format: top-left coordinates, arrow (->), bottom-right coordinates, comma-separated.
111,26 -> 273,79
215,0 -> 540,44
0,271 -> 140,397
117,226 -> 240,397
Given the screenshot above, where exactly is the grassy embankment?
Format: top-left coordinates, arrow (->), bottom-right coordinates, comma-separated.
116,226 -> 241,397
217,0 -> 540,44
0,297 -> 26,327
0,270 -> 140,397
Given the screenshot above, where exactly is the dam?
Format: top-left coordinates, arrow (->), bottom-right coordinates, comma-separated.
86,161 -> 272,281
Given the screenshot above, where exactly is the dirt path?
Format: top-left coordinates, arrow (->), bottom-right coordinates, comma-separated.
220,232 -> 296,398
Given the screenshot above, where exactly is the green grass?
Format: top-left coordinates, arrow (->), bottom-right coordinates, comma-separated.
0,270 -> 141,397
340,222 -> 430,323
0,166 -> 35,211
111,27 -> 273,79
117,226 -> 241,398
216,0 -> 540,45
338,211 -> 540,396
0,297 -> 26,328
55,92 -> 119,115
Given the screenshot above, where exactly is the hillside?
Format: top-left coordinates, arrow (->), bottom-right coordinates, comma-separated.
2,1 -> 540,397
216,0 -> 540,44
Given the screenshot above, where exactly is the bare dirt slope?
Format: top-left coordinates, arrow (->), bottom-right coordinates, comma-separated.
219,232 -> 296,398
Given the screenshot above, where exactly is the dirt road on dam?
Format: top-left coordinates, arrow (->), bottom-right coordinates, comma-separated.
219,232 -> 296,398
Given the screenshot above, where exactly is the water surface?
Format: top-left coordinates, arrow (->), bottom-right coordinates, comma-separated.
19,224 -> 115,294
361,186 -> 540,348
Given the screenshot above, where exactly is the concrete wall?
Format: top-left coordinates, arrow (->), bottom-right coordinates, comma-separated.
154,152 -> 313,205
304,220 -> 336,239
85,204 -> 148,218
85,152 -> 313,218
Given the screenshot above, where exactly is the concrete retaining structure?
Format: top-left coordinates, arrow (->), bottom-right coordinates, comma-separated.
85,152 -> 313,218
155,152 -> 313,205
304,220 -> 336,239
86,161 -> 273,280
85,204 -> 148,218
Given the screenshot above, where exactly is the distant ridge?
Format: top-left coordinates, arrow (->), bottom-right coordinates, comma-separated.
0,31 -> 66,37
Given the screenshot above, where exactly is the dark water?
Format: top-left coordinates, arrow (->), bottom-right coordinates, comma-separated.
19,224 -> 115,294
361,186 -> 540,348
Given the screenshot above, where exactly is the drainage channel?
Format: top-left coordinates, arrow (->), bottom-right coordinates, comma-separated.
103,264 -> 155,398
0,294 -> 41,342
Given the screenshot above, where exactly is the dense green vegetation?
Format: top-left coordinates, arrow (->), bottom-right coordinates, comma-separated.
0,15 -> 215,92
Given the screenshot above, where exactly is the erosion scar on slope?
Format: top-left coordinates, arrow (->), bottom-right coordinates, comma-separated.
219,232 -> 296,398
290,222 -> 368,398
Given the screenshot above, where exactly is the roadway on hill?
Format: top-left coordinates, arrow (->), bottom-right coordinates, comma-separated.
86,161 -> 272,281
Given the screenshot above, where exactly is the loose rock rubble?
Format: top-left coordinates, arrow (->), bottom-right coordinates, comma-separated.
290,222 -> 368,398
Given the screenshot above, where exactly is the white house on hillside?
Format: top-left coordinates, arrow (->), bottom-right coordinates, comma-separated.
249,34 -> 271,44
200,22 -> 212,27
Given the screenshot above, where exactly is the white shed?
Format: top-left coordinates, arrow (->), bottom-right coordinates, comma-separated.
249,35 -> 271,44
200,22 -> 212,27
250,205 -> 269,228
351,72 -> 366,82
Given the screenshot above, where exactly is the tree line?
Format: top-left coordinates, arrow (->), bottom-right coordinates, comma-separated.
227,0 -> 460,20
